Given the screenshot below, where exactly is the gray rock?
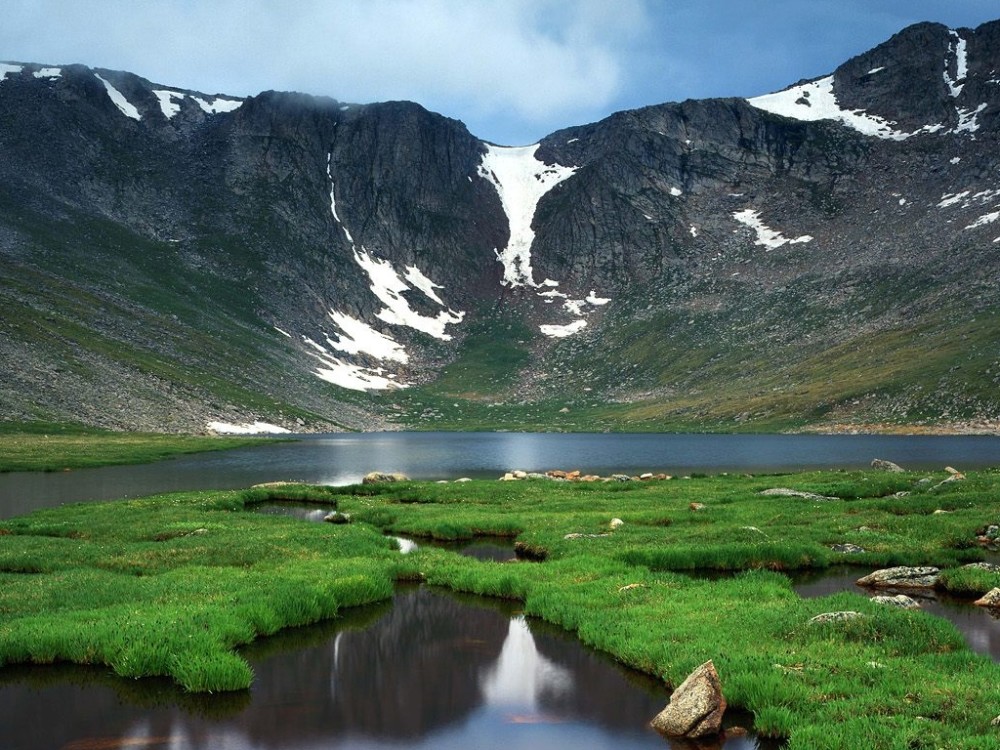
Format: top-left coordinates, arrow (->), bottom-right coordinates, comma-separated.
871,594 -> 920,609
650,660 -> 726,739
809,611 -> 865,625
323,511 -> 351,524
871,458 -> 905,472
856,566 -> 939,589
362,472 -> 410,484
974,588 -> 1000,608
832,543 -> 866,554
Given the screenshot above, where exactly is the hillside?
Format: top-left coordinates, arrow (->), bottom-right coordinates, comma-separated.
1,20 -> 999,433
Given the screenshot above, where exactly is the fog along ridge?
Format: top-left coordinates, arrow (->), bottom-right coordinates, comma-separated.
2,19 -> 1000,434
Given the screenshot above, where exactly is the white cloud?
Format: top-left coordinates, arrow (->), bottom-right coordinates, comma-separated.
0,0 -> 644,144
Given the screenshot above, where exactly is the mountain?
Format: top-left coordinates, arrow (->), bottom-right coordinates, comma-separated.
2,20 -> 999,434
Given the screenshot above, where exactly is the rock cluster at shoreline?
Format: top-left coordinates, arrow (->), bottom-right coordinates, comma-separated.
500,469 -> 674,482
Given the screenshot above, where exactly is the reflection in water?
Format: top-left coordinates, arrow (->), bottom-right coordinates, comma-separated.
0,588 -> 768,750
790,567 -> 1000,661
480,616 -> 572,715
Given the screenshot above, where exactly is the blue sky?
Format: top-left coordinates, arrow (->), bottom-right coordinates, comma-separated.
1,0 -> 998,145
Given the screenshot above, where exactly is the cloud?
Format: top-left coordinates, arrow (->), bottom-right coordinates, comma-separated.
0,0 -> 647,142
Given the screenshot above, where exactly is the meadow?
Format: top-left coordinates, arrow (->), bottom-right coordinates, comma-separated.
2,469 -> 1000,749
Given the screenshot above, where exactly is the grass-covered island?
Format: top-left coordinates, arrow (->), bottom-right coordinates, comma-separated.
0,422 -> 277,472
3,469 -> 1000,749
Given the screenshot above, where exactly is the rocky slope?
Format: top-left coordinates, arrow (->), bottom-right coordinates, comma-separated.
1,20 -> 999,433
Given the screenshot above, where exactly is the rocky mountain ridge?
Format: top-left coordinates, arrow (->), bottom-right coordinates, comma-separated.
2,19 -> 999,433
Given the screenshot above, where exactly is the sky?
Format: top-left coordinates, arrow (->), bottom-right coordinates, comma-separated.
2,0 -> 998,146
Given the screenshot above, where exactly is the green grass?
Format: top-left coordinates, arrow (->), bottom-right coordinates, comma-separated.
0,429 -> 280,472
3,469 -> 1000,748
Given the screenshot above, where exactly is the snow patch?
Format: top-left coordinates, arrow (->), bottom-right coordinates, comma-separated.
273,326 -> 292,338
354,248 -> 464,340
733,209 -> 813,249
937,189 -> 1000,210
585,291 -> 610,306
945,30 -> 968,98
327,310 -> 408,363
748,76 -> 950,140
867,66 -> 886,75
670,187 -> 683,197
326,154 -> 354,244
690,225 -> 699,237
540,320 -> 587,338
152,90 -> 185,118
966,211 -> 1000,229
951,157 -> 962,164
95,74 -> 141,120
192,96 -> 243,114
477,143 -> 576,287
898,197 -> 907,206
955,104 -> 987,134
304,336 -> 404,391
33,67 -> 61,79
748,76 -> 908,140
938,191 -> 971,208
404,265 -> 445,306
0,63 -> 23,81
207,421 -> 291,435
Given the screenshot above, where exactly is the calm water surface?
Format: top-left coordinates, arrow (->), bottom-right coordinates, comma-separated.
0,587 -> 771,750
3,432 -> 999,519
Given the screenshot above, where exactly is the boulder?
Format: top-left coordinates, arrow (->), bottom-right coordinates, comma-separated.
609,517 -> 625,529
856,566 -> 939,589
871,594 -> 920,609
650,660 -> 726,739
362,472 -> 409,484
974,588 -> 1000,608
809,611 -> 865,625
871,458 -> 905,472
323,511 -> 351,524
689,502 -> 706,511
832,543 -> 866,554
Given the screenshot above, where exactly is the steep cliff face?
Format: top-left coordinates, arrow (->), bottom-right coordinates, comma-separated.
2,19 -> 999,433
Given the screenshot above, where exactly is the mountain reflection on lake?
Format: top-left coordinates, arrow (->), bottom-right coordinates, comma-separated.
0,587 -> 773,750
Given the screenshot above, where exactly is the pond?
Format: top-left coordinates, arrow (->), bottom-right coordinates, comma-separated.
0,586 -> 775,750
790,566 -> 1000,661
3,431 -> 999,519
